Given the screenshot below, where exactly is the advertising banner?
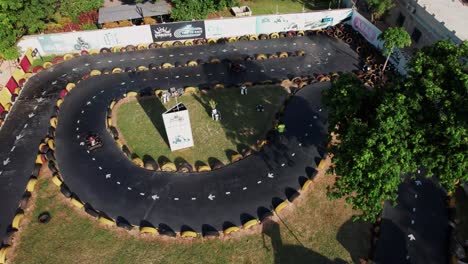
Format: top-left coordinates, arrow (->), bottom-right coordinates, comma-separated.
205,17 -> 256,38
303,9 -> 352,30
36,25 -> 152,54
150,21 -> 205,42
162,103 -> 194,151
255,13 -> 304,34
350,11 -> 383,49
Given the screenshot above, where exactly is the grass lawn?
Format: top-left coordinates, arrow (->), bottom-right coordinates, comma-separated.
30,54 -> 57,69
212,0 -> 334,17
10,163 -> 371,264
115,85 -> 287,166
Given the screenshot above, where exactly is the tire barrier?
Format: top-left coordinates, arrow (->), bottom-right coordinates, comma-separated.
177,163 -> 193,173
301,179 -> 313,191
26,177 -> 37,192
161,62 -> 174,69
98,214 -> 116,226
132,157 -> 144,168
137,44 -> 147,50
71,195 -> 84,209
0,246 -> 10,264
259,34 -> 268,40
274,200 -> 289,214
181,230 -> 198,238
52,173 -> 63,187
184,40 -> 194,46
148,43 -> 160,49
140,226 -> 158,234
32,163 -> 42,176
12,211 -> 24,229
197,165 -> 211,172
230,153 -> 243,163
256,54 -> 267,60
43,61 -> 53,69
19,192 -> 31,209
223,226 -> 240,235
60,184 -> 72,198
242,219 -> 259,230
214,83 -> 224,89
84,203 -> 100,218
161,162 -> 177,172
270,32 -> 279,39
210,58 -> 221,64
187,60 -> 198,67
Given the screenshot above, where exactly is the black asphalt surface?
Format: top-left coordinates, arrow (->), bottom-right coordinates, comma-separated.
374,176 -> 449,264
1,34 -> 359,236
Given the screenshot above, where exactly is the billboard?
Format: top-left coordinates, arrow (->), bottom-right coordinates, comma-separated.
150,21 -> 205,42
255,13 -> 304,34
34,26 -> 152,54
162,103 -> 194,151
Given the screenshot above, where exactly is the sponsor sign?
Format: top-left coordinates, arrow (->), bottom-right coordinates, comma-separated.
151,21 -> 205,42
256,14 -> 304,34
162,103 -> 194,151
205,17 -> 256,38
350,11 -> 382,49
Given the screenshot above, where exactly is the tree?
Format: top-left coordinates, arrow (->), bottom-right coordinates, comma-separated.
367,0 -> 394,22
58,0 -> 103,20
0,0 -> 56,59
323,40 -> 468,222
378,27 -> 411,75
170,0 -> 238,21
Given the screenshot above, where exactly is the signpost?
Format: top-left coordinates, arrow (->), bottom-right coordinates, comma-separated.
162,103 -> 194,151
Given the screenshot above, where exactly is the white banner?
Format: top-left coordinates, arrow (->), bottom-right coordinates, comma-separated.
19,25 -> 153,55
162,103 -> 194,151
205,17 -> 256,38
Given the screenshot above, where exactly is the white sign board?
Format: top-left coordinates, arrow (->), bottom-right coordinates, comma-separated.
205,17 -> 256,38
162,103 -> 194,151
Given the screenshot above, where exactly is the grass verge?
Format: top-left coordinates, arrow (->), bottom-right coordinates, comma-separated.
115,85 -> 287,165
11,161 -> 371,264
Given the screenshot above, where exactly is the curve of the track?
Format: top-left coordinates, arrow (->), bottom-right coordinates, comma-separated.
0,34 -> 360,235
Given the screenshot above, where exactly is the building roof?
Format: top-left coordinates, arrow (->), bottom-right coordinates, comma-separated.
417,0 -> 468,40
98,1 -> 171,24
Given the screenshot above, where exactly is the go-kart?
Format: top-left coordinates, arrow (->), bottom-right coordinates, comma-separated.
229,62 -> 246,73
85,133 -> 103,151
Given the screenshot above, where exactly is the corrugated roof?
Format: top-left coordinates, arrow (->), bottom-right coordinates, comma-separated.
98,1 -> 171,24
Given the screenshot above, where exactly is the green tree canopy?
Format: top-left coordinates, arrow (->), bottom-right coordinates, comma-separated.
324,40 -> 468,222
170,0 -> 238,21
378,27 -> 411,74
367,0 -> 394,22
58,0 -> 103,20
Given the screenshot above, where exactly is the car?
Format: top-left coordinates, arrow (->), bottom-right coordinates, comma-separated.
229,62 -> 246,73
85,132 -> 103,151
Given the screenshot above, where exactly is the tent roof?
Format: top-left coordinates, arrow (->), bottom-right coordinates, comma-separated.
98,1 -> 171,24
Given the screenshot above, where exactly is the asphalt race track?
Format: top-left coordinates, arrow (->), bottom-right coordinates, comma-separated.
0,35 -> 360,235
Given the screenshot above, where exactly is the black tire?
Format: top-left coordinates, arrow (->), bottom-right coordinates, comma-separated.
38,212 -> 51,224
148,43 -> 160,49
19,192 -> 31,209
122,145 -> 131,157
48,127 -> 56,137
60,184 -> 72,198
100,47 -> 111,53
177,163 -> 193,173
259,34 -> 268,40
48,161 -> 58,173
173,41 -> 183,46
2,229 -> 17,245
202,230 -> 220,238
84,203 -> 99,218
45,149 -> 55,161
109,126 -> 119,139
116,217 -> 133,230
32,163 -> 42,177
11,94 -> 17,102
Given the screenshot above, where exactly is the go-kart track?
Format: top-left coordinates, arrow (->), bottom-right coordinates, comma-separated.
1,34 -> 360,236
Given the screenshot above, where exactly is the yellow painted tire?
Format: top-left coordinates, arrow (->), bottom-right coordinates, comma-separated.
301,179 -> 312,191
109,100 -> 116,110
256,54 -> 267,60
223,226 -> 240,235
181,231 -> 198,238
184,87 -> 198,94
90,69 -> 101,76
279,52 -> 288,58
66,83 -> 76,92
243,82 -> 253,87
115,139 -> 123,149
161,162 -> 176,172
98,216 -> 115,226
107,118 -> 112,127
56,98 -> 63,108
207,38 -> 217,44
184,40 -> 194,46
63,53 -> 74,60
274,201 -> 289,214
89,49 -> 99,55
43,61 -> 53,69
126,91 -> 138,97
154,90 -> 164,96
187,60 -> 198,67
111,46 -> 122,53
270,32 -> 279,39
50,117 -> 58,128
71,197 -> 84,208
161,42 -> 171,48
137,66 -> 148,71
242,219 -> 259,229
161,63 -> 173,69
112,67 -> 123,74
297,30 -> 305,36
132,157 -> 144,167
140,226 -> 158,234
249,35 -> 258,41
299,81 -> 308,89
319,76 -> 330,82
26,178 -> 37,192
296,50 -> 305,56
228,37 -> 237,42
14,87 -> 21,95
52,174 -> 63,187
38,143 -> 47,152
0,246 -> 10,264
318,159 -> 327,170
268,54 -> 278,59
197,165 -> 211,172
35,154 -> 44,164
214,83 -> 224,89
12,213 -> 24,229
47,139 -> 55,150
230,153 -> 242,163
4,103 -> 12,112
210,58 -> 221,64
137,43 -> 147,50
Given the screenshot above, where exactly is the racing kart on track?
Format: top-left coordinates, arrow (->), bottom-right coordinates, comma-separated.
229,62 -> 247,73
85,132 -> 103,151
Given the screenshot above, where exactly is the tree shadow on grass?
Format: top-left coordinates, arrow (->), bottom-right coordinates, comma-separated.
136,96 -> 170,148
